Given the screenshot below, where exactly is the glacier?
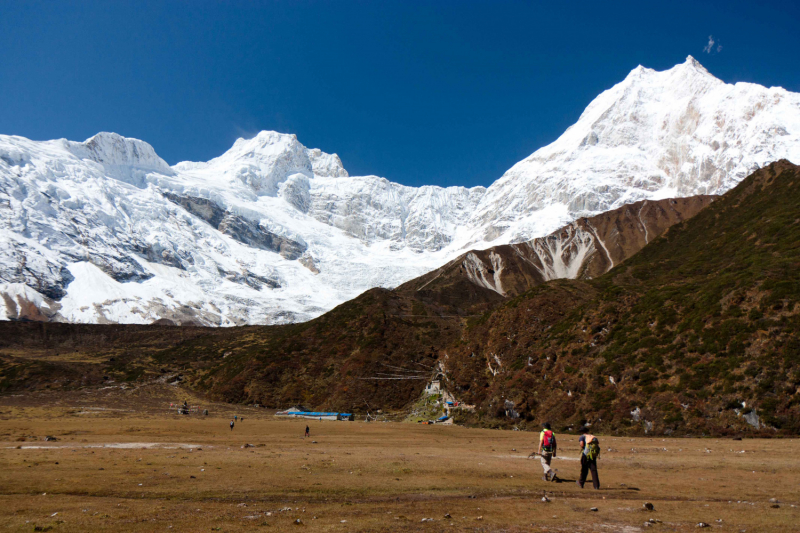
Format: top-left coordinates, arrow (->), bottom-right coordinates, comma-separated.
1,56 -> 799,325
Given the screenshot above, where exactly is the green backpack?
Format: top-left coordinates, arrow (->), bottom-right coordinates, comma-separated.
584,438 -> 600,461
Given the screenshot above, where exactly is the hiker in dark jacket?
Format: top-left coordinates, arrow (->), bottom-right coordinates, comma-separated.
577,429 -> 600,489
230,419 -> 235,431
537,422 -> 557,481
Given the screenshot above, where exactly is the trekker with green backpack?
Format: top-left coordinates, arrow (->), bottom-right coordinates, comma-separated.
537,422 -> 558,481
577,429 -> 600,489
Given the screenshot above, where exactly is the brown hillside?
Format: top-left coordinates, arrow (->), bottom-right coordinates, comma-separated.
0,194 -> 718,418
1,194 -> 712,411
0,289 -> 464,413
5,158 -> 797,438
400,195 -> 714,314
444,160 -> 800,435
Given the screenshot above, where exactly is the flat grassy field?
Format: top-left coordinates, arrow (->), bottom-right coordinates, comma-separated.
0,387 -> 797,532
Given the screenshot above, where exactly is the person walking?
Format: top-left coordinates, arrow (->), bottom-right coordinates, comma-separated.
537,422 -> 558,481
577,429 -> 600,489
305,425 -> 310,438
230,419 -> 235,431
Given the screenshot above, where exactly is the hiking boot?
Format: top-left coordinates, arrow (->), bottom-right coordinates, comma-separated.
542,474 -> 548,481
576,480 -> 584,488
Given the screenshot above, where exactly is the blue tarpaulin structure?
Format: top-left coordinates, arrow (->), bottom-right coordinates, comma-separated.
275,410 -> 355,421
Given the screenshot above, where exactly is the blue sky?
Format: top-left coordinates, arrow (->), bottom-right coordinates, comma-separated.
1,1 -> 798,188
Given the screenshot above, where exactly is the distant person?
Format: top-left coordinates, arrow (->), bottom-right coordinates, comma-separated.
577,429 -> 600,489
537,422 -> 557,481
305,425 -> 310,438
240,417 -> 244,422
234,415 -> 238,422
230,419 -> 235,431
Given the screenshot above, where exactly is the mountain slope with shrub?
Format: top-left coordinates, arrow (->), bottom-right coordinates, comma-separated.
173,194 -> 717,409
2,163 -> 798,436
445,160 -> 800,435
400,195 -> 715,314
0,289 -> 464,413
0,194 -> 713,411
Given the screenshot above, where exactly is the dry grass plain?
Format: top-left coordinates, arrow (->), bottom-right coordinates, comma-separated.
0,385 -> 798,532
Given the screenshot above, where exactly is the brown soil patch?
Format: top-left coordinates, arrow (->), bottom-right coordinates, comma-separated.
0,387 -> 797,531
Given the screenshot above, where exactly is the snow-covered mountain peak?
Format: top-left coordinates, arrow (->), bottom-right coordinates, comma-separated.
208,131 -> 304,169
229,131 -> 348,178
307,148 -> 348,178
223,130 -> 301,160
167,131 -> 351,211
173,131 -> 348,180
683,54 -> 706,70
3,57 -> 800,326
664,55 -> 723,92
619,56 -> 721,97
66,132 -> 173,175
467,57 -> 800,246
176,130 -> 313,196
625,64 -> 651,79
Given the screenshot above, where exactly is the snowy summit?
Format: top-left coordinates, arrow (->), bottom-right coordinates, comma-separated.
1,57 -> 799,325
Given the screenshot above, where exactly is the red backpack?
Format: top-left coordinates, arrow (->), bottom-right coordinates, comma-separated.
542,429 -> 555,452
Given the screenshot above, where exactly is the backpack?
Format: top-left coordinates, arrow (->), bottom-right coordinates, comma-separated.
584,437 -> 600,461
542,429 -> 555,452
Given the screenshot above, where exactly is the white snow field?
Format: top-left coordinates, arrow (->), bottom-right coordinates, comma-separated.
1,56 -> 799,325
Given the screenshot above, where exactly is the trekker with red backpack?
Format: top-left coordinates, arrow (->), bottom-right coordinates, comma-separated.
537,422 -> 558,481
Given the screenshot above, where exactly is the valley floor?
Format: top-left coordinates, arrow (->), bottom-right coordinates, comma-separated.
0,386 -> 797,532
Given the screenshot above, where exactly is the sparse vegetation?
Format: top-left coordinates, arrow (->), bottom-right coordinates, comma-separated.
449,161 -> 800,435
0,391 -> 798,532
2,162 -> 799,436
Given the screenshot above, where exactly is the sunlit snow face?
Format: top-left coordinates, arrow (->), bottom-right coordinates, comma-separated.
1,57 -> 799,325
